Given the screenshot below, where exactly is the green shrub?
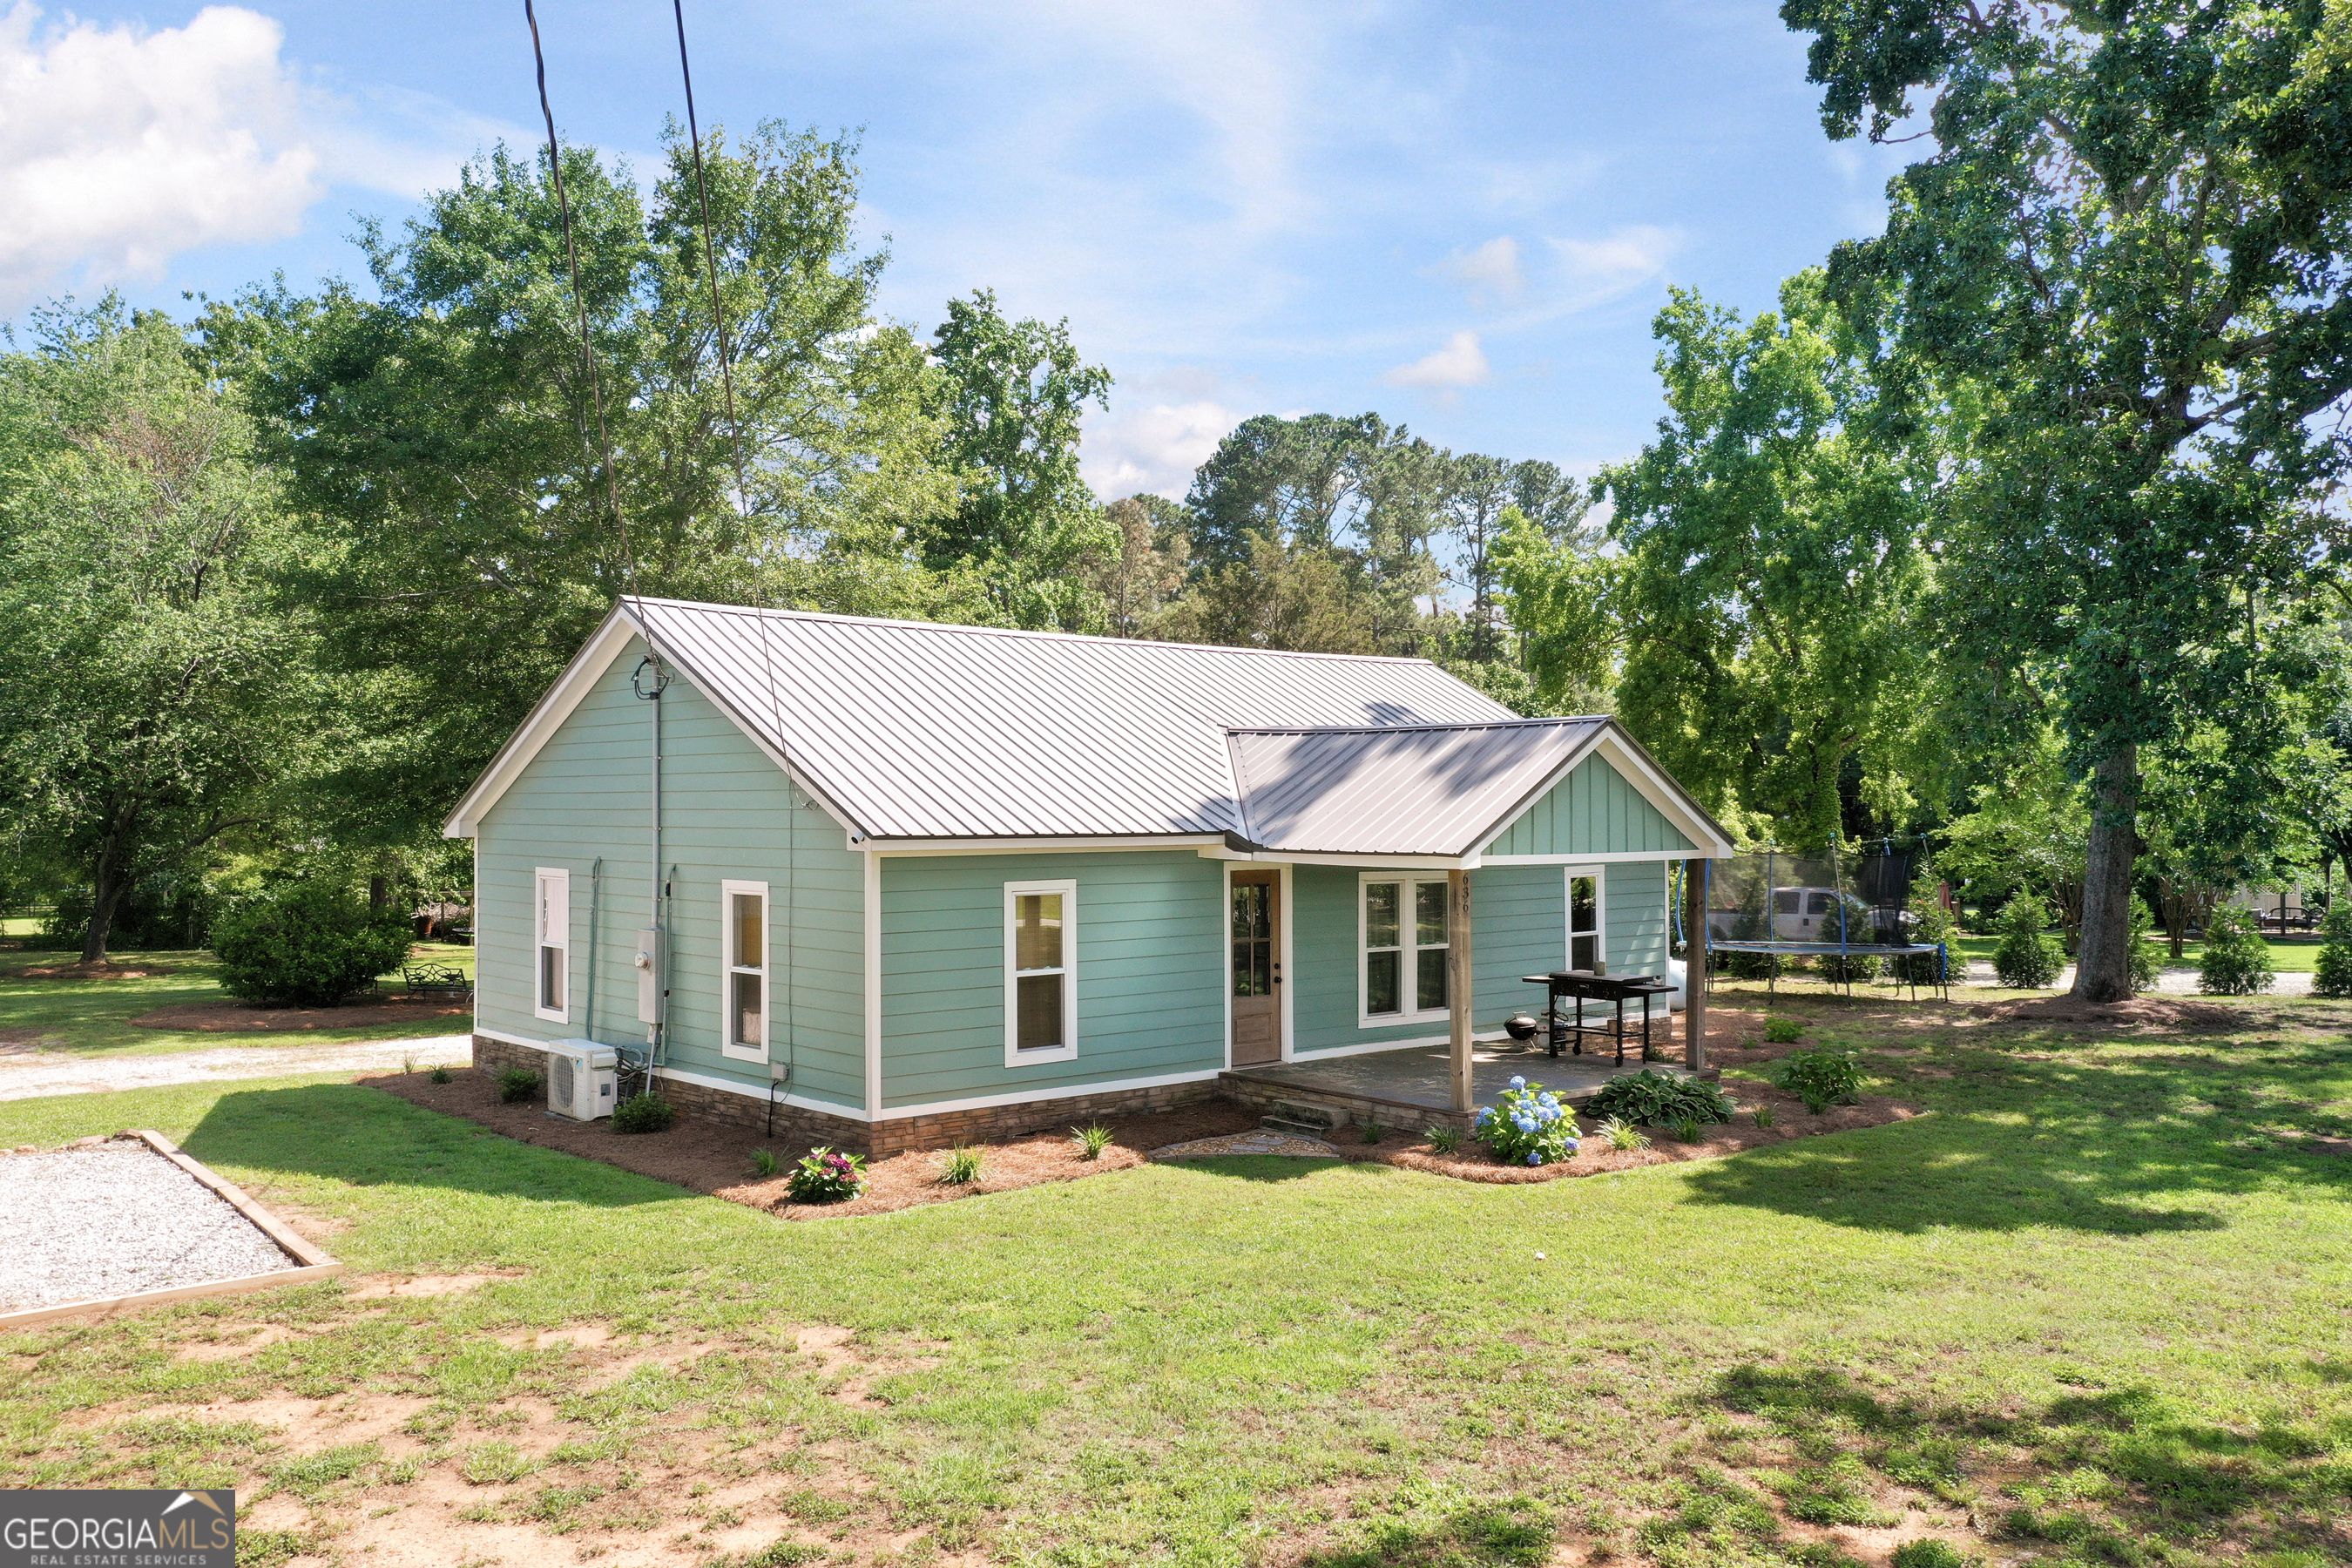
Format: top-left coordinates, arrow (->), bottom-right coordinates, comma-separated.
1892,880 -> 1957,983
497,1067 -> 543,1105
1890,1542 -> 1974,1568
2315,902 -> 2352,998
1991,893 -> 2065,989
1775,1048 -> 1864,1113
1586,1069 -> 1735,1127
210,882 -> 414,1006
788,1146 -> 867,1202
2126,893 -> 2159,989
611,1093 -> 675,1134
1764,1015 -> 1804,1043
428,1065 -> 453,1085
1473,1077 -> 1582,1166
2198,904 -> 2275,996
1719,950 -> 1781,981
1818,949 -> 1882,984
934,1145 -> 983,1185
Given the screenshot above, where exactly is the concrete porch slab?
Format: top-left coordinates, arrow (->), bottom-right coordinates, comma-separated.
1219,1038 -> 1705,1134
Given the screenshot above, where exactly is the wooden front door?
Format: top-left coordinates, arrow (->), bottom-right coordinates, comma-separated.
1231,871 -> 1281,1065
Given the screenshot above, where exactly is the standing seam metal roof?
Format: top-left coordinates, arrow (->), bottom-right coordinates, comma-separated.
624,598 -> 1518,841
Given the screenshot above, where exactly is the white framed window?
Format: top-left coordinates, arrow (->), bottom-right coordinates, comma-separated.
1565,865 -> 1605,972
533,867 -> 570,1023
720,879 -> 769,1063
1004,879 -> 1078,1066
1359,874 -> 1450,1024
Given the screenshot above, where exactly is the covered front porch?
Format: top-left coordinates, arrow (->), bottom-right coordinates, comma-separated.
1218,1029 -> 1713,1136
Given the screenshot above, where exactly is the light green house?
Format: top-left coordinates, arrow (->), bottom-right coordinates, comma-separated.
444,599 -> 1735,1152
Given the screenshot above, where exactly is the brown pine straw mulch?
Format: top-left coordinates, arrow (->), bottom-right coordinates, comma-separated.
366,1064 -> 1923,1216
5,961 -> 177,980
131,996 -> 473,1032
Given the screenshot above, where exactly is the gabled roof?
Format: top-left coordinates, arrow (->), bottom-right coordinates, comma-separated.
444,598 -> 1516,842
1227,718 -> 1609,857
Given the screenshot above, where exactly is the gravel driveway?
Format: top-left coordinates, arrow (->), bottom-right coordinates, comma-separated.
0,1141 -> 298,1311
0,1034 -> 472,1102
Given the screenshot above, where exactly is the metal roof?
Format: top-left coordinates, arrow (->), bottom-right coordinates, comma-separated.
1227,718 -> 1607,856
621,598 -> 1517,841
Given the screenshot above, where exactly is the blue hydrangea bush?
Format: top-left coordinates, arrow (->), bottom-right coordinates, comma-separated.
1474,1076 -> 1582,1166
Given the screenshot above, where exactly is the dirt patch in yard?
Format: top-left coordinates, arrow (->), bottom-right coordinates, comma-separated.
1976,994 -> 2244,1029
1362,1083 -> 1923,1185
363,1066 -> 1266,1218
129,996 -> 472,1032
5,961 -> 176,979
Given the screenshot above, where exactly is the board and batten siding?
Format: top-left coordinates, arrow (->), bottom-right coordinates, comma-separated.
474,635 -> 867,1111
1486,753 -> 1696,858
876,850 -> 1224,1108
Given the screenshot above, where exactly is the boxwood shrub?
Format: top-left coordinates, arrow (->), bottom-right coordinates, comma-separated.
211,882 -> 414,1006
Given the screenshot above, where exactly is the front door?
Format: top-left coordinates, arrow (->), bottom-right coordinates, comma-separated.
1231,871 -> 1281,1065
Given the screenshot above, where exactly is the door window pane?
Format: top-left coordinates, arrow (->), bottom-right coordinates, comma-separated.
1366,950 -> 1400,1015
1015,894 -> 1063,970
733,893 -> 763,970
1416,946 -> 1448,1011
732,970 -> 762,1047
1364,883 -> 1399,948
1416,882 -> 1449,947
1017,972 -> 1064,1050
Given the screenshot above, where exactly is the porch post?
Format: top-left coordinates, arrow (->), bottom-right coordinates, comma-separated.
1449,868 -> 1474,1113
1682,856 -> 1709,1074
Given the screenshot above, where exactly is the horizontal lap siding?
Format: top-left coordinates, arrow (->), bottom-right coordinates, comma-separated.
1606,859 -> 1669,979
1288,863 -> 1566,1055
878,850 -> 1223,1107
475,636 -> 867,1112
1490,754 -> 1696,857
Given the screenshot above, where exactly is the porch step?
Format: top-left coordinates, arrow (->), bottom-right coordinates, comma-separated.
1260,1102 -> 1339,1138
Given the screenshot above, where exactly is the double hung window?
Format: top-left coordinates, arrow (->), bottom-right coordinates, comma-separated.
721,880 -> 768,1061
534,867 -> 570,1022
1004,880 -> 1078,1065
1568,870 -> 1603,971
1362,876 -> 1450,1021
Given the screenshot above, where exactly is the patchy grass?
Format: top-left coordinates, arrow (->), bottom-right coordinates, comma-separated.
1,992 -> 2349,1566
0,942 -> 474,1058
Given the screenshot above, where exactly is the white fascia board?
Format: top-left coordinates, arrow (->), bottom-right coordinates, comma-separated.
1480,849 -> 1704,865
1201,848 -> 1475,869
868,835 -> 1227,856
440,605 -> 864,841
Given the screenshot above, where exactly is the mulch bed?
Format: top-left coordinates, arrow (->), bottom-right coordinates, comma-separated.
130,997 -> 473,1032
363,1067 -> 1266,1220
5,962 -> 176,980
1973,995 -> 2242,1029
365,1064 -> 1923,1214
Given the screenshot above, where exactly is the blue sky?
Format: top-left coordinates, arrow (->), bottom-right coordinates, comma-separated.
1,0 -> 1913,497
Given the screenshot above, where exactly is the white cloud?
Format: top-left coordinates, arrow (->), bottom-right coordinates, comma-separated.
0,3 -> 320,310
1383,329 -> 1490,390
1429,236 -> 1524,309
1548,223 -> 1681,297
1083,395 -> 1242,500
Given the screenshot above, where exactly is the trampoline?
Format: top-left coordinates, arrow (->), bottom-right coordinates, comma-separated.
1694,844 -> 1949,998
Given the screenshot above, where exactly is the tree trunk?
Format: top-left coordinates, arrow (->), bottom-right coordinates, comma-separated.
82,842 -> 129,965
369,875 -> 388,909
2072,746 -> 2139,1002
2159,875 -> 2188,962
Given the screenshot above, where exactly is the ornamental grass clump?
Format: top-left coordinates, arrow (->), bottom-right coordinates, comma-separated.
1473,1076 -> 1580,1166
1598,1117 -> 1650,1152
1991,893 -> 2066,989
934,1145 -> 983,1185
2315,902 -> 2352,999
2198,904 -> 2275,997
788,1146 -> 868,1202
1775,1048 -> 1864,1114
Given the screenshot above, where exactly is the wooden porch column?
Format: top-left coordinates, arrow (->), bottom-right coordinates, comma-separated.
1682,856 -> 1709,1074
1449,868 -> 1474,1112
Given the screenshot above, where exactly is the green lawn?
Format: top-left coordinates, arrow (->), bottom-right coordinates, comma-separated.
3,994 -> 2349,1566
1933,932 -> 2321,973
0,942 -> 476,1058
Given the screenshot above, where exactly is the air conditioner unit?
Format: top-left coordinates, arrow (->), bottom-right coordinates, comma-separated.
544,1039 -> 618,1121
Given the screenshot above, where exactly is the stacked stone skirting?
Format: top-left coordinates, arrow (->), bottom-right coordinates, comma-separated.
1216,1071 -> 1476,1136
470,1034 -> 1214,1156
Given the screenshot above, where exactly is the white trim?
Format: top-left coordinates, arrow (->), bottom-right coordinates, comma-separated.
1004,877 -> 1078,1067
868,835 -> 1225,855
863,852 -> 882,1115
719,878 -> 769,1064
658,1062 -> 862,1117
1223,864 -> 1288,1067
1213,848 -> 1473,869
533,867 -> 570,1024
1356,870 -> 1454,1029
1280,861 -> 1294,1061
1564,864 -> 1606,973
1220,862 -> 1233,1071
881,1066 -> 1223,1120
1481,849 -> 1700,866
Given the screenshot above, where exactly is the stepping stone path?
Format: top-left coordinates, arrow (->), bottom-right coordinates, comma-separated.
1151,1131 -> 1339,1160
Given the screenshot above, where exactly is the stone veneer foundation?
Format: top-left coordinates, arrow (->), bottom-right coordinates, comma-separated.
471,1034 -> 1216,1157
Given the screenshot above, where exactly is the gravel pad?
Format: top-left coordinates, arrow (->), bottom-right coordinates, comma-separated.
0,1142 -> 296,1311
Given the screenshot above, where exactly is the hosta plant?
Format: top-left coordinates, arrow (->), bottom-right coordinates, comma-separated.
1585,1069 -> 1735,1127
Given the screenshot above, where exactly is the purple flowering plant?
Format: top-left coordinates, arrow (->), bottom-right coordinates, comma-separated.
1472,1075 -> 1581,1167
788,1145 -> 869,1202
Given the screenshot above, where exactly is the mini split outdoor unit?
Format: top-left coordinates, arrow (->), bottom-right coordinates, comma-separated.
545,1039 -> 618,1121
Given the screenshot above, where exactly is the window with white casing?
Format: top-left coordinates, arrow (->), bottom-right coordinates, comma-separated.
1565,867 -> 1605,972
1004,880 -> 1077,1066
534,867 -> 570,1023
1361,875 -> 1450,1024
721,879 -> 768,1063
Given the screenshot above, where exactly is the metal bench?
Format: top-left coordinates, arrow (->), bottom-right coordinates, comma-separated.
402,963 -> 474,1000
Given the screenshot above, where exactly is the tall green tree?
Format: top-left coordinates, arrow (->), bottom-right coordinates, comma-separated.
1592,271 -> 1941,848
206,124 -> 965,846
0,304 -> 310,961
1784,0 -> 2352,997
927,289 -> 1113,628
